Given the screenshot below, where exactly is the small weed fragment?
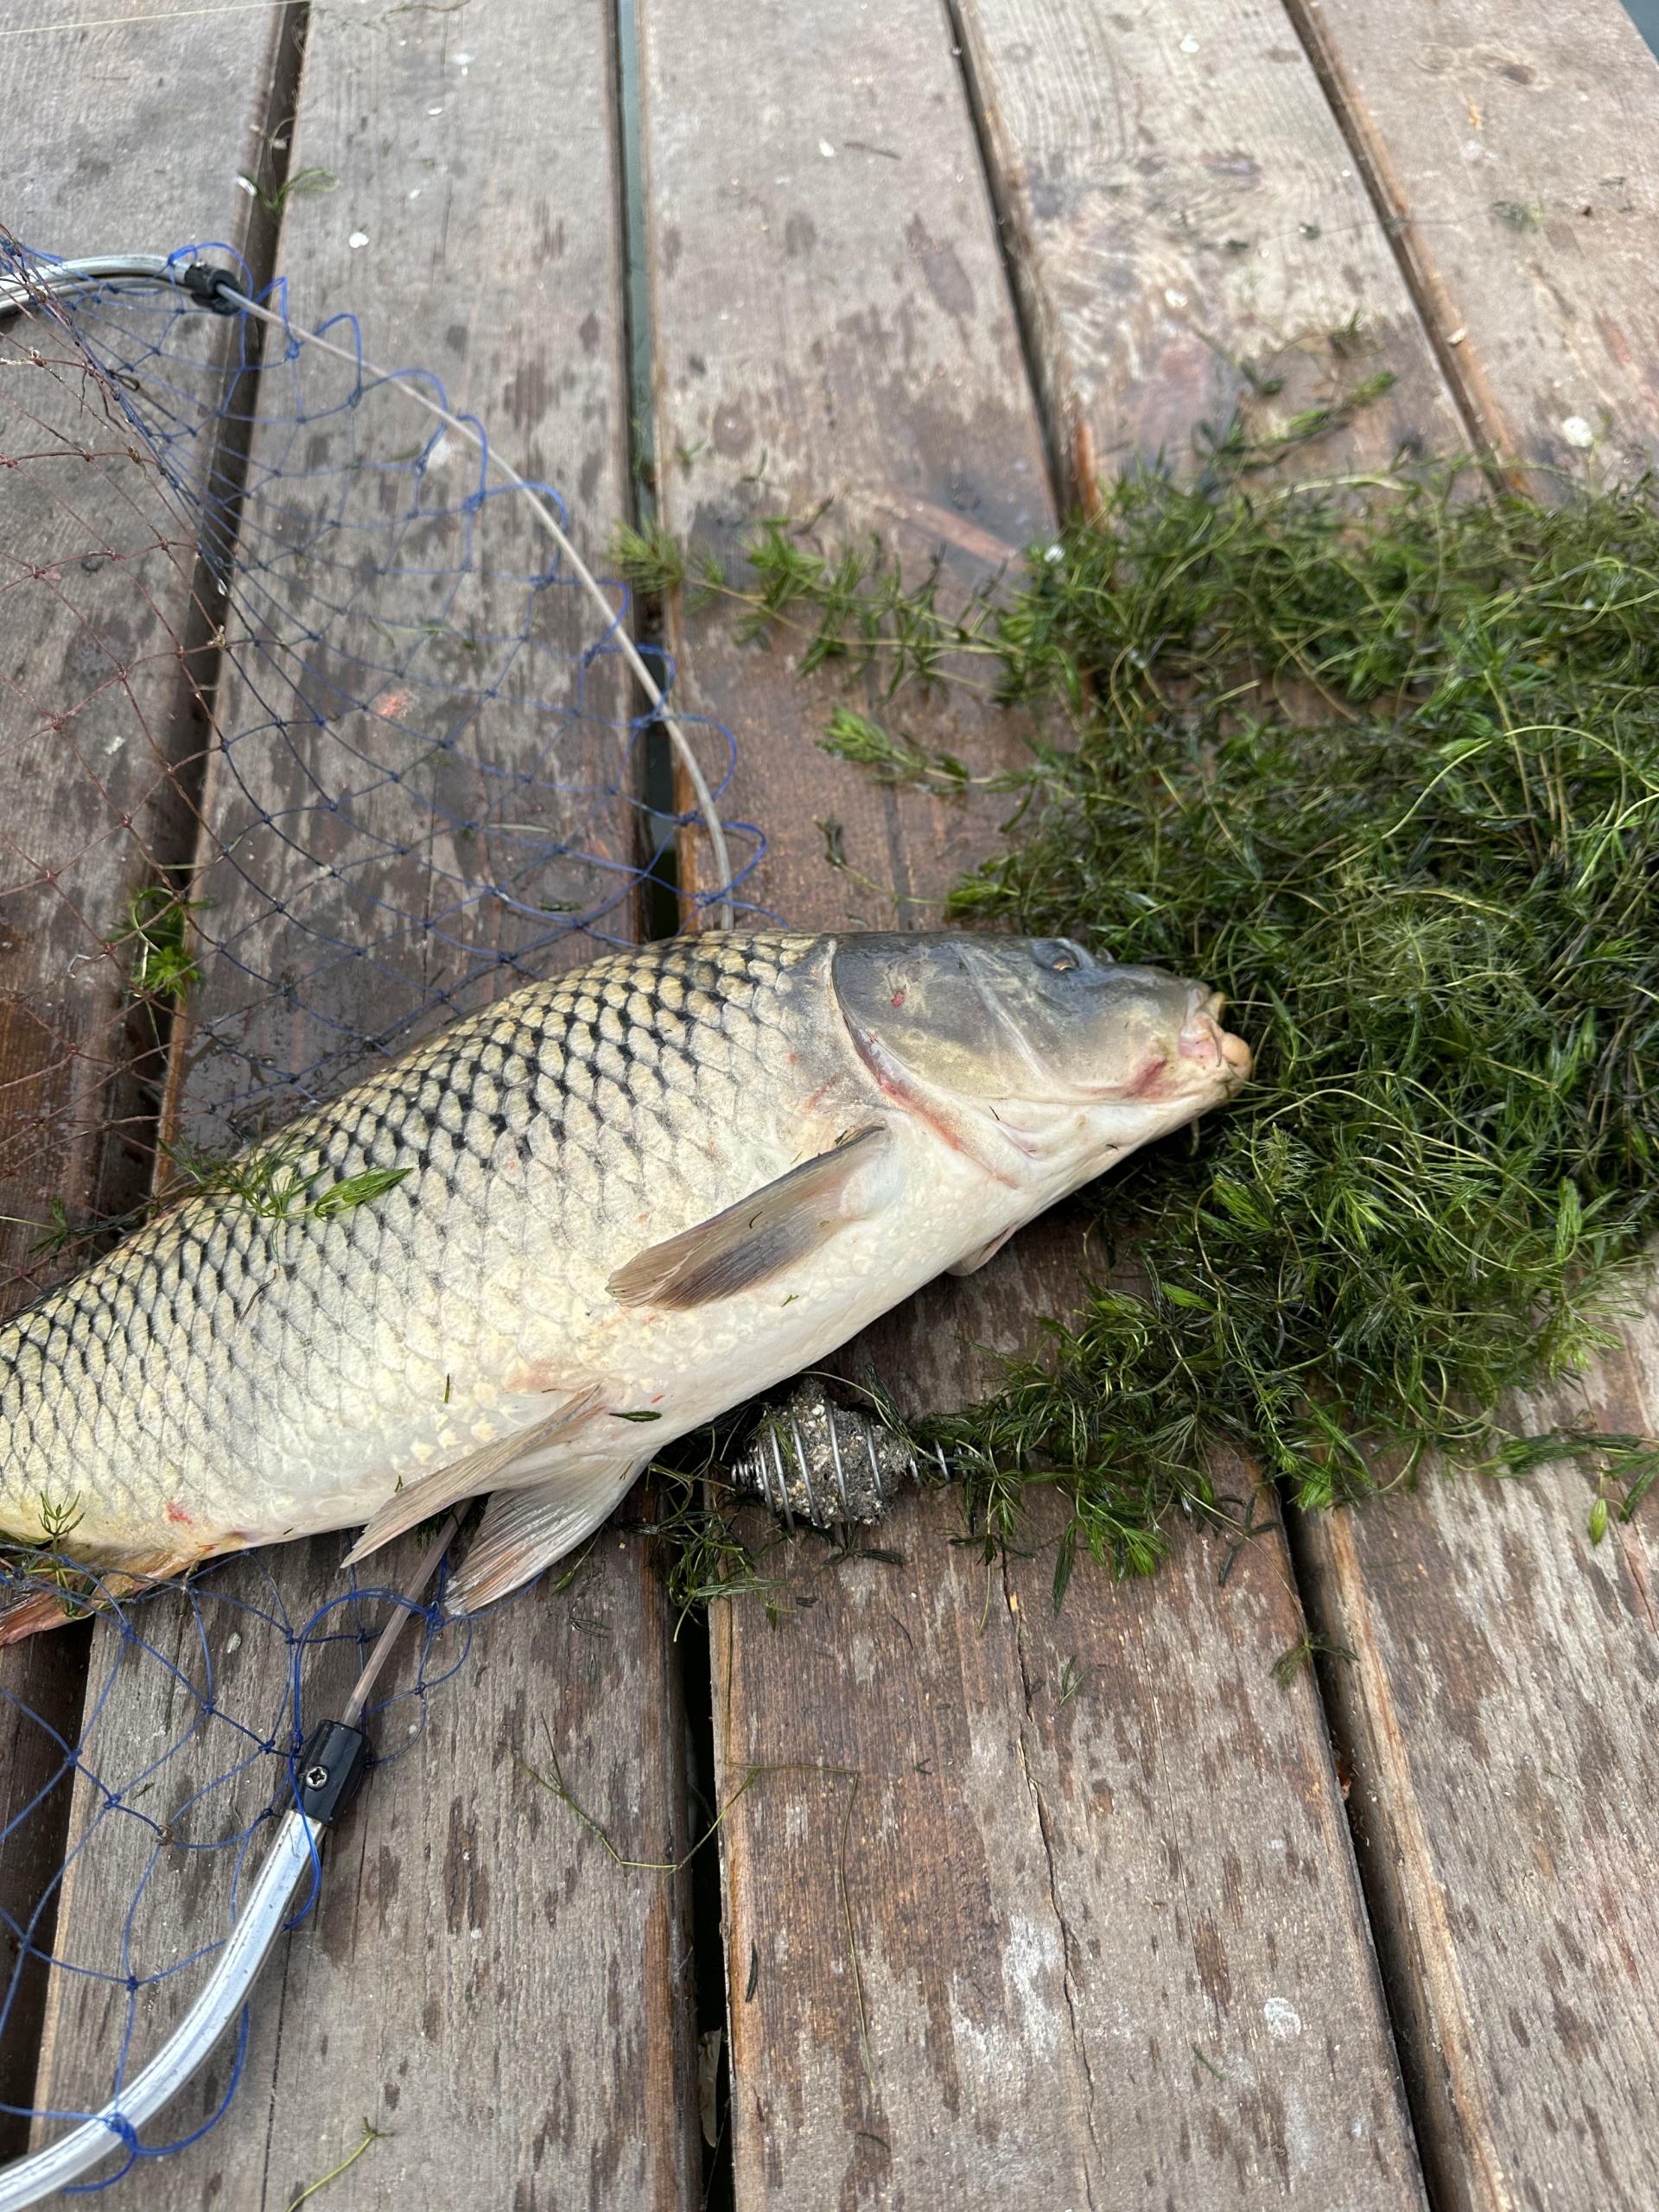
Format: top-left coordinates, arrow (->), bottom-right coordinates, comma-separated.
285,2118 -> 392,2209
1271,1634 -> 1356,1690
34,1491 -> 82,1549
309,1167 -> 412,1221
1491,197 -> 1548,232
820,708 -> 980,797
1,1492 -> 93,1618
238,164 -> 339,221
167,1138 -> 410,1225
108,884 -> 206,1003
29,1198 -> 79,1260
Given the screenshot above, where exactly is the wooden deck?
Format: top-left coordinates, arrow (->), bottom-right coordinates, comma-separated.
3,0 -> 1659,2204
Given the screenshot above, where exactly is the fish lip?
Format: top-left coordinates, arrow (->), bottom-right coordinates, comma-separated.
1177,1018 -> 1252,1075
1177,987 -> 1252,1087
1219,1031 -> 1253,1082
1069,1022 -> 1252,1104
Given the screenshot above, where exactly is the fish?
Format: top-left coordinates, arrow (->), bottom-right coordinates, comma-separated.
0,931 -> 1250,1639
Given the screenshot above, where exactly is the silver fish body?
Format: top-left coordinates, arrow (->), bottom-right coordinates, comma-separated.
0,931 -> 1249,1634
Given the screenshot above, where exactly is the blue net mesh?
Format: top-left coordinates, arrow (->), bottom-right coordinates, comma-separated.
8,1553 -> 473,2187
0,242 -> 757,1168
0,238 -> 748,2187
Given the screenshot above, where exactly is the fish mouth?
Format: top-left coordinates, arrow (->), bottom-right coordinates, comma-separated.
1073,990 -> 1251,1103
1177,990 -> 1253,1088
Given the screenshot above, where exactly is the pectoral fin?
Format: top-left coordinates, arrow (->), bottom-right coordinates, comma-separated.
947,1225 -> 1019,1276
343,1386 -> 604,1565
607,1123 -> 892,1311
448,1452 -> 651,1611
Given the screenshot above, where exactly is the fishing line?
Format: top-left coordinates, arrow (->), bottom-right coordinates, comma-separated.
0,250 -> 737,928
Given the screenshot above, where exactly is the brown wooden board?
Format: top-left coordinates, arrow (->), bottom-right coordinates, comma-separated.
28,0 -> 700,2202
0,0 -> 289,2158
951,0 -> 1466,498
638,0 -> 1058,930
637,0 -> 1424,2199
1293,1323 -> 1659,2212
1246,3 -> 1659,2201
1283,0 -> 1659,480
876,8 -> 1659,2204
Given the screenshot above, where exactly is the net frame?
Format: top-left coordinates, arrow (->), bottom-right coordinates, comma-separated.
0,234 -> 758,2190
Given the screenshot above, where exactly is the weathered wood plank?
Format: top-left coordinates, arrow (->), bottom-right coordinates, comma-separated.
29,0 -> 701,2201
638,0 -> 1053,929
31,1527 -> 696,2208
167,16 -> 645,1146
1293,1325 -> 1659,2212
952,0 -> 1465,497
1282,0 -> 1659,477
823,1239 -> 1427,2204
638,0 -> 1424,2199
1234,6 -> 1659,2202
0,0 -> 291,2158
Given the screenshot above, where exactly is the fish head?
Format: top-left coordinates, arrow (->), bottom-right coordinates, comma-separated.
831,931 -> 1250,1179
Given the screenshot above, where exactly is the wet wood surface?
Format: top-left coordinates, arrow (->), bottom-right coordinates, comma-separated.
0,0 -> 289,2160
639,0 -> 1421,2201
905,5 -> 1659,2202
637,0 -> 1054,929
952,0 -> 1465,497
8,0 -> 1659,2203
1284,0 -> 1659,479
1293,1319 -> 1659,2212
26,0 -> 699,2202
32,1527 -> 696,2211
1255,5 -> 1659,2203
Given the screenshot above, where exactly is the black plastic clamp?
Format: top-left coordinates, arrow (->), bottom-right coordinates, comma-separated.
177,263 -> 245,315
294,1719 -> 371,1825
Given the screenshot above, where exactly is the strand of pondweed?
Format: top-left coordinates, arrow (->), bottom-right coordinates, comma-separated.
611,517 -> 1009,697
644,464 -> 1659,1591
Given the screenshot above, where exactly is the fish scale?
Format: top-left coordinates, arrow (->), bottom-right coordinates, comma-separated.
0,935 -> 823,1561
0,931 -> 1250,1632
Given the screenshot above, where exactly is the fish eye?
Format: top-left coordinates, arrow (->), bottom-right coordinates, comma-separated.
1034,942 -> 1081,972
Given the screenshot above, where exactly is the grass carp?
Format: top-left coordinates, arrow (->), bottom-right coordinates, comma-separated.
0,931 -> 1249,1637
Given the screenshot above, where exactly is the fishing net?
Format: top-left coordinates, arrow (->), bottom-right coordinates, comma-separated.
0,237 -> 754,2189
4,1551 -> 475,2189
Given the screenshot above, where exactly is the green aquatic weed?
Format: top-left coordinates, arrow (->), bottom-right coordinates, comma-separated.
932,469 -> 1659,1561
168,1139 -> 411,1225
644,461 -> 1659,1586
